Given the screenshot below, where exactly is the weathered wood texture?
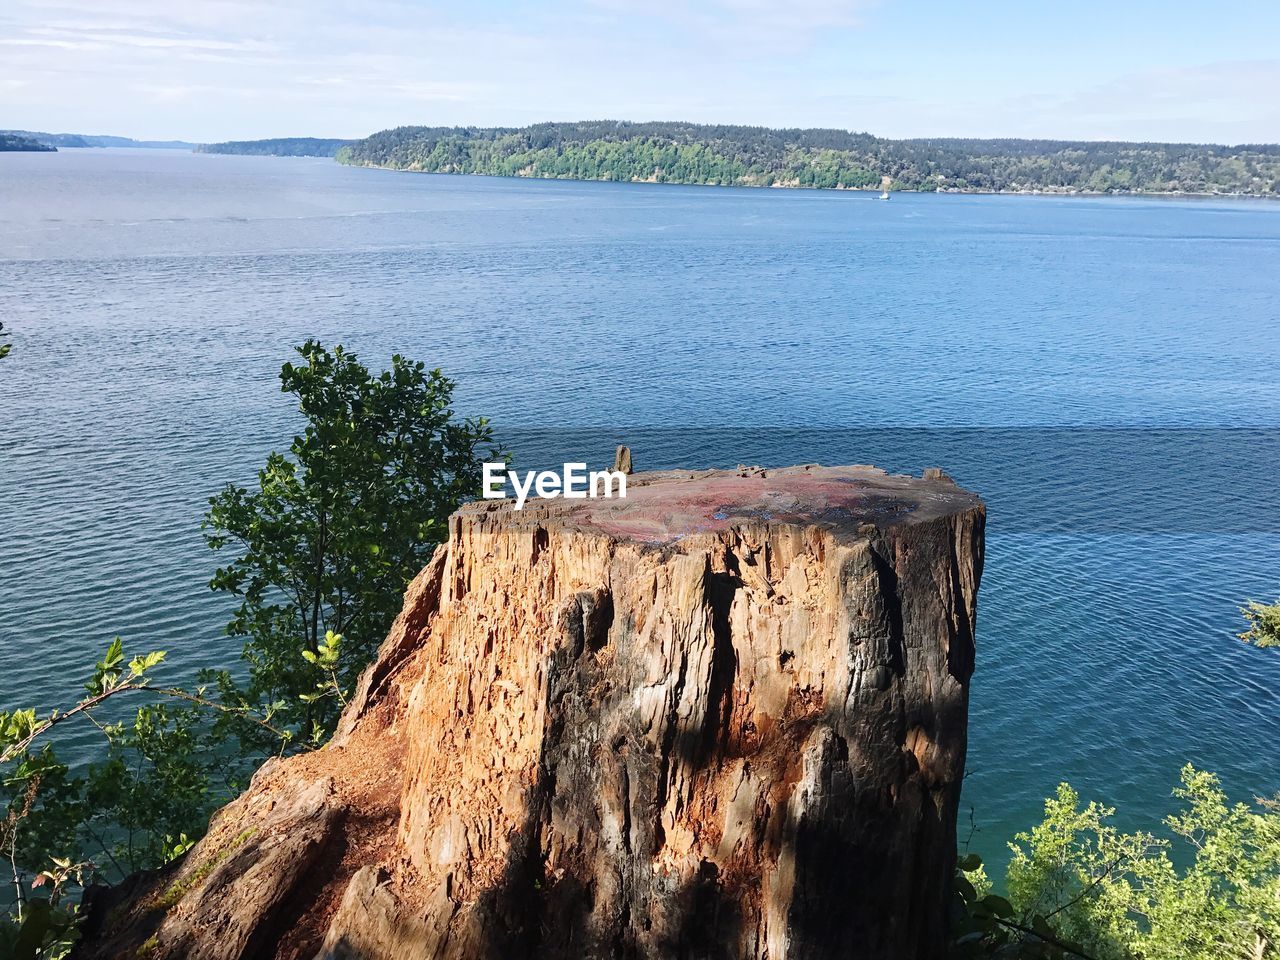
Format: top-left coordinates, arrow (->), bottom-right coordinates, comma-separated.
73,464 -> 984,960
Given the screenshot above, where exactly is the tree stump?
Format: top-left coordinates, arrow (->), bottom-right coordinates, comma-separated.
74,464 -> 985,960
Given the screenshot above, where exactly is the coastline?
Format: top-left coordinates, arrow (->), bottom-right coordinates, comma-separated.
334,158 -> 1280,201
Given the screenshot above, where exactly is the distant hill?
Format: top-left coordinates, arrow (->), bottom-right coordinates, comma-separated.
196,138 -> 353,158
0,133 -> 56,152
336,121 -> 1280,197
3,130 -> 198,149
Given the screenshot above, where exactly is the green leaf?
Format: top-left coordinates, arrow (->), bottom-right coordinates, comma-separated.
100,637 -> 125,672
129,651 -> 167,677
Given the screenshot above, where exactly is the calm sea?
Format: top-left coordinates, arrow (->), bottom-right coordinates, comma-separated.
2,148 -> 1278,868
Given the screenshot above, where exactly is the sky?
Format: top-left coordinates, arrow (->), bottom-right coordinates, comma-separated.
2,0 -> 1278,144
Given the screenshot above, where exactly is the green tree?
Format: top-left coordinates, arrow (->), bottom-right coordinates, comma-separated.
203,341 -> 497,744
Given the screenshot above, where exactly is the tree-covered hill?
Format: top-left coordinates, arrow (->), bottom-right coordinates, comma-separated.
0,133 -> 56,152
2,131 -> 198,149
197,137 -> 353,157
336,121 -> 1280,196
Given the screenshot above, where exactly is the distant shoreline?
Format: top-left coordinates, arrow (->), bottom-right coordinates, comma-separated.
12,145 -> 1275,200
333,121 -> 1280,200
336,159 -> 1280,201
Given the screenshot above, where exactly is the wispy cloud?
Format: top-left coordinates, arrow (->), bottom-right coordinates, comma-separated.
14,27 -> 278,52
1064,60 -> 1280,126
586,0 -> 872,31
962,59 -> 1280,143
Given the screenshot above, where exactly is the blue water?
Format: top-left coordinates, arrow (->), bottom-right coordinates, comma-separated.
2,148 -> 1278,869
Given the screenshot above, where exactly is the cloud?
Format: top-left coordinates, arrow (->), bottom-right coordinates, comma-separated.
18,26 -> 278,52
1066,60 -> 1280,125
713,0 -> 870,30
0,38 -> 89,49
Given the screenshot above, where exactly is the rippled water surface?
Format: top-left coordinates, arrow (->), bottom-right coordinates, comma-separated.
2,148 -> 1278,865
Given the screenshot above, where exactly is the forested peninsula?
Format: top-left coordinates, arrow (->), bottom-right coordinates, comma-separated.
335,121 -> 1280,196
0,133 -> 55,152
3,130 -> 197,149
196,137 -> 352,157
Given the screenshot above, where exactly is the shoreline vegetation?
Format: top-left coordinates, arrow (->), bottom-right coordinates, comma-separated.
330,121 -> 1280,198
336,164 -> 1279,201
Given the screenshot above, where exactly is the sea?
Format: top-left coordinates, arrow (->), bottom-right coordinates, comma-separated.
2,147 -> 1278,869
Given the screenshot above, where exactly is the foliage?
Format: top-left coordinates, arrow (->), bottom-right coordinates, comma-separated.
955,767 -> 1280,960
0,640 -> 281,871
337,121 -> 1280,197
291,630 -> 351,744
1240,600 -> 1280,649
0,641 -> 238,959
953,850 -> 1095,959
0,628 -> 349,957
0,631 -> 319,957
203,340 -> 498,745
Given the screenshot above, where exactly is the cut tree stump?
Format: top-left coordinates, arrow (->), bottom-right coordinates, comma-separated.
73,464 -> 985,960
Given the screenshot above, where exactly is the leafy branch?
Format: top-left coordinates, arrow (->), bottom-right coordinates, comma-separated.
299,631 -> 348,746
1,640 -> 286,767
1,688 -> 287,766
